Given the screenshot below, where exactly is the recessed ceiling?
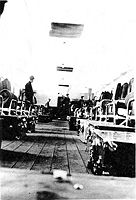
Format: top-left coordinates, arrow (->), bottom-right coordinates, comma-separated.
57,66 -> 73,72
49,22 -> 84,38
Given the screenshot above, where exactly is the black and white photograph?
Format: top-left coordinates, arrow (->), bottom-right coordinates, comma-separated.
0,0 -> 136,199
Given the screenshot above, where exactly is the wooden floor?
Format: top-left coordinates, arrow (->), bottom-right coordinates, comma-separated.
0,120 -> 90,175
1,120 -> 136,199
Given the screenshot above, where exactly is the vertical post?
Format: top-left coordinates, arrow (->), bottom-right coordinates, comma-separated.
0,0 -> 8,146
88,88 -> 92,100
0,117 -> 3,149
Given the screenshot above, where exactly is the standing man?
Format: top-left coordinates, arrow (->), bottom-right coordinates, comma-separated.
64,94 -> 70,116
25,75 -> 35,106
45,98 -> 51,109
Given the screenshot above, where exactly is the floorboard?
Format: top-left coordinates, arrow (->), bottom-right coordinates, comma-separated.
1,120 -> 89,175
